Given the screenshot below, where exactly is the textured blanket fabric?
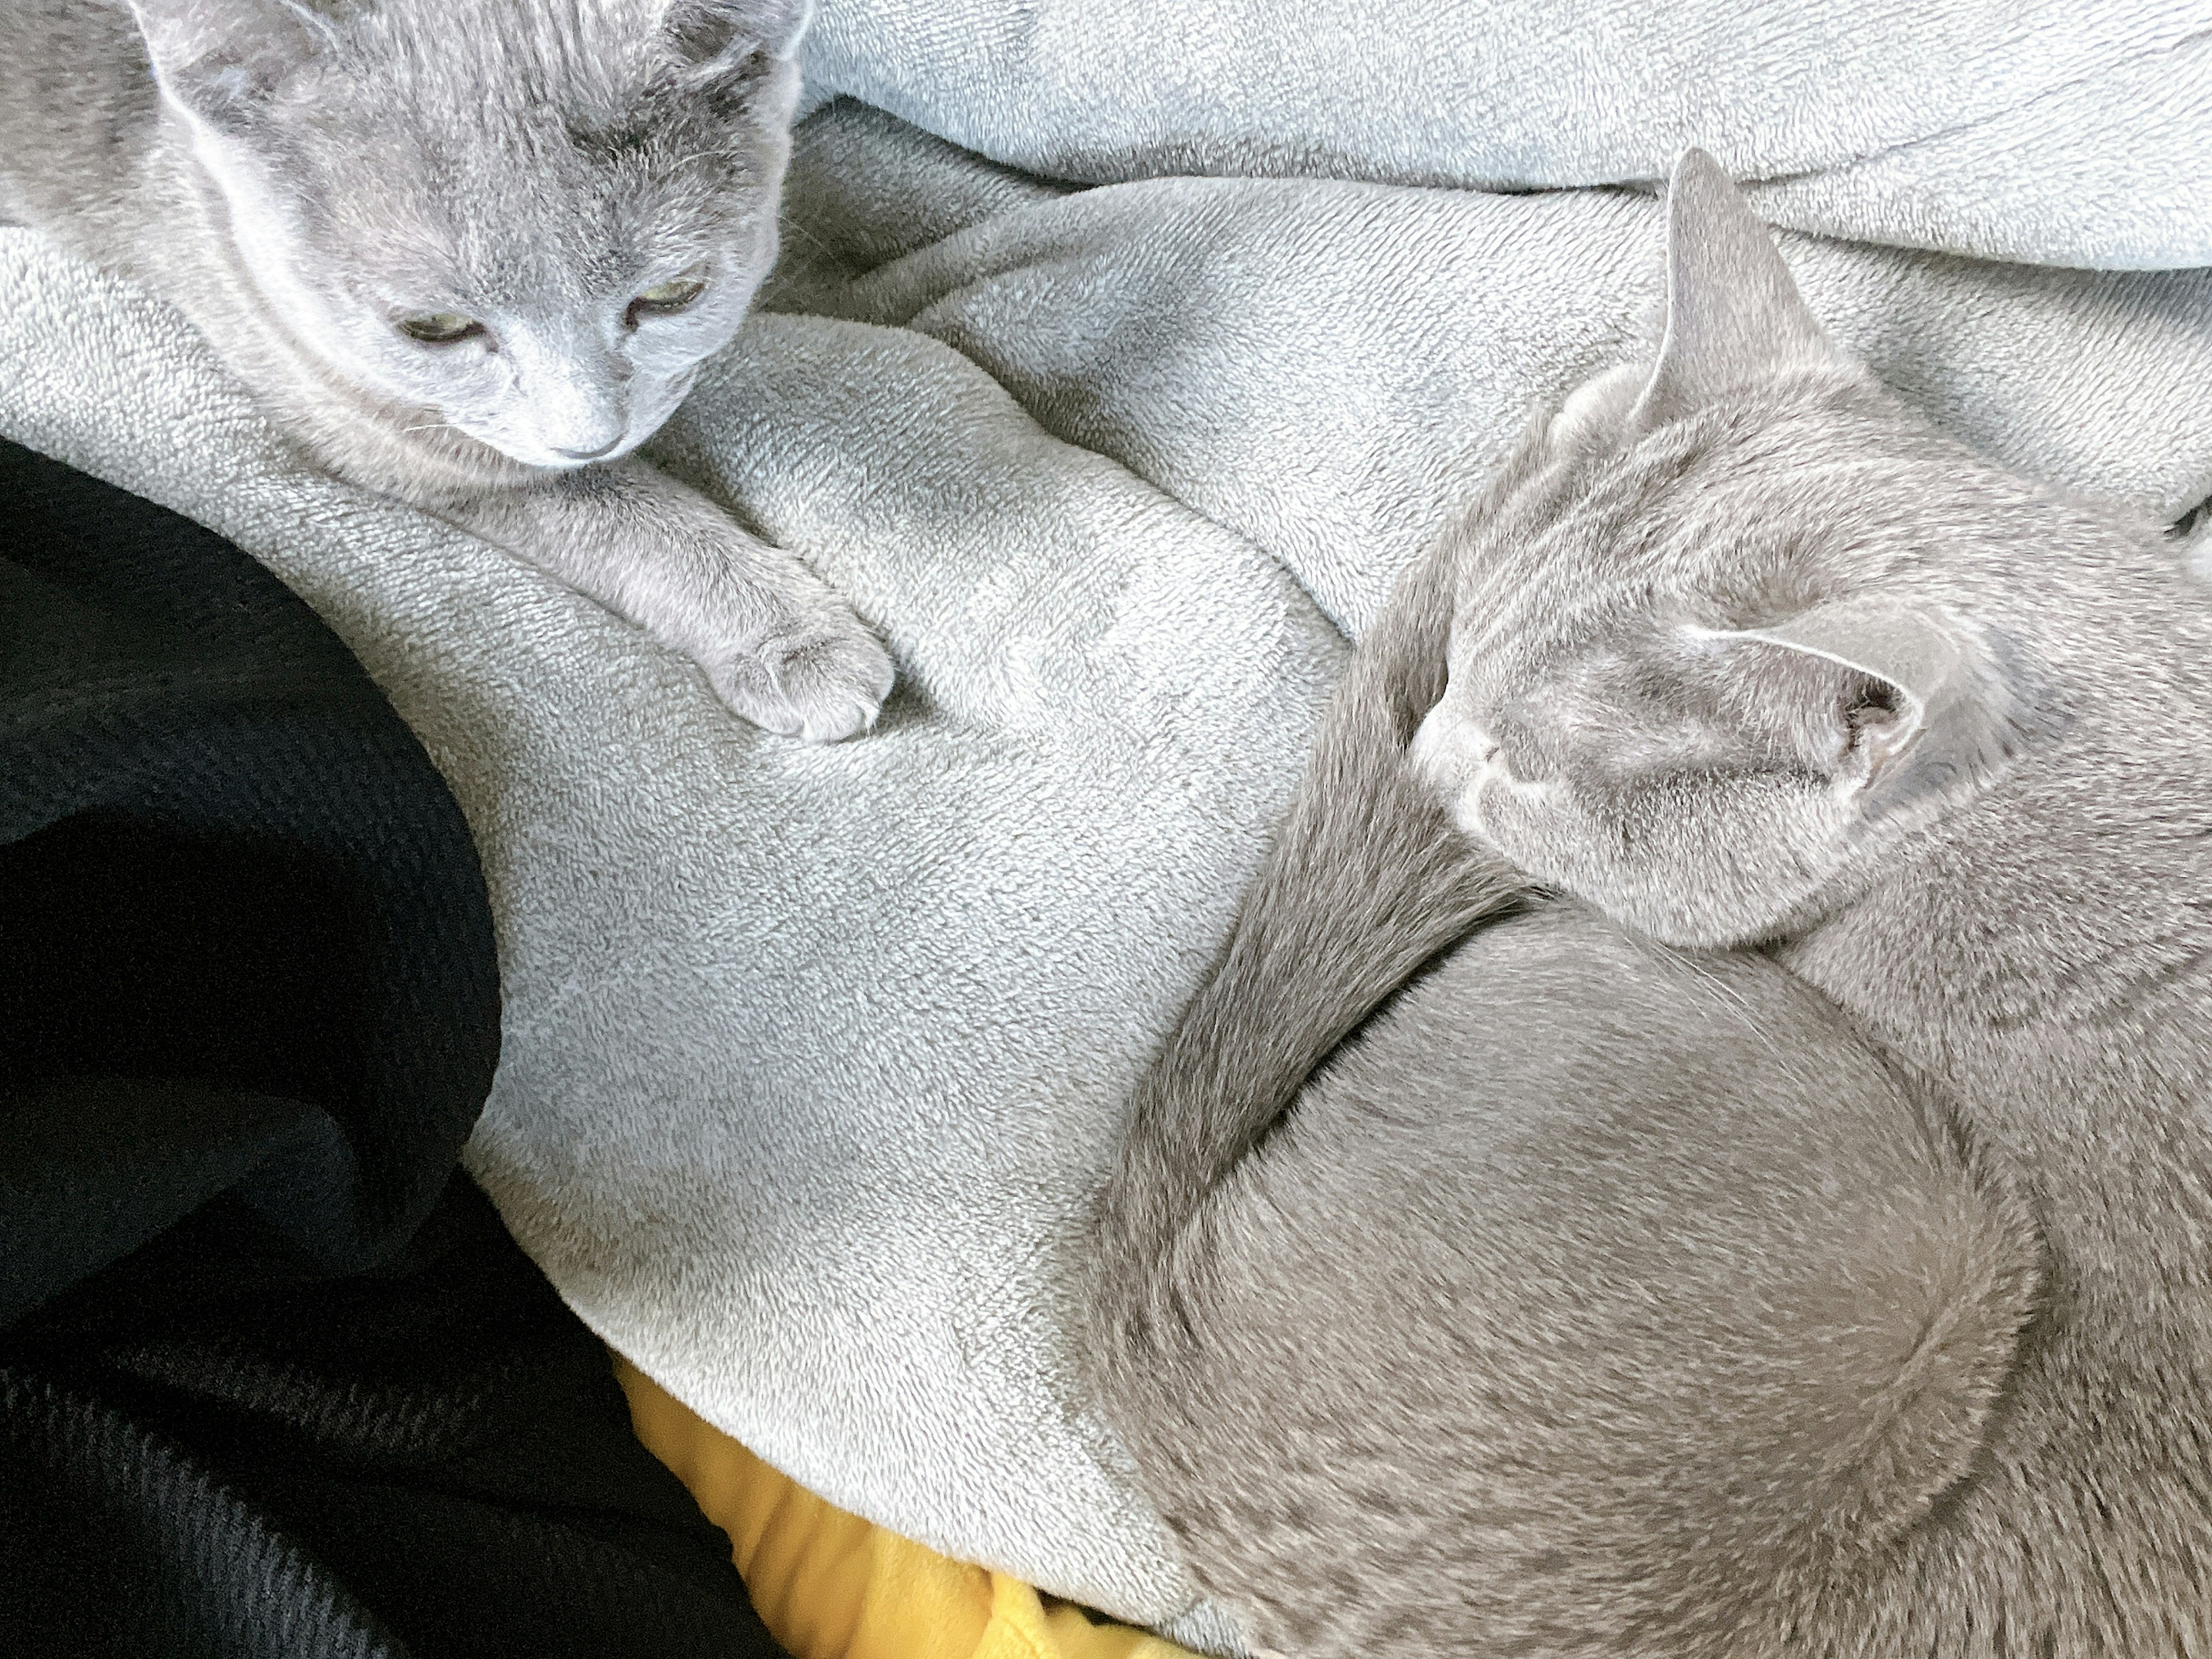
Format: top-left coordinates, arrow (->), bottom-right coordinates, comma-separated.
1,2 -> 2209,1639
0,445 -> 785,1659
801,0 -> 2212,268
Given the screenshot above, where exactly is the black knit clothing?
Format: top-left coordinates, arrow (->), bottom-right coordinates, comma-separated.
0,442 -> 787,1659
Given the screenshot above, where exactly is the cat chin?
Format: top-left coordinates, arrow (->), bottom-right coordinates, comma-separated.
1584,859 -> 1846,953
520,440 -> 643,472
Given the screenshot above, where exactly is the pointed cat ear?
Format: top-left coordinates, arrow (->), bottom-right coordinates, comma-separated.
1631,149 -> 1838,427
1692,601 -> 2020,820
128,0 -> 339,135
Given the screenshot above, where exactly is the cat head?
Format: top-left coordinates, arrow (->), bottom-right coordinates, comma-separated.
1411,151 -> 2026,949
129,0 -> 809,469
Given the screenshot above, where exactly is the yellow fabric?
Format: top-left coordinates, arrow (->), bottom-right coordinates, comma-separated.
616,1358 -> 1202,1659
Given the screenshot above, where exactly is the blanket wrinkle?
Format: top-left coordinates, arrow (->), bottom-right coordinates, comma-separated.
1745,20 -> 2212,184
799,0 -> 2212,267
813,168 -> 2211,641
4,18 -> 2210,1639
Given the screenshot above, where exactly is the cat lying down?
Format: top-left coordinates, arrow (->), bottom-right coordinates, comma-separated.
1090,151 -> 2212,1657
1,0 -> 891,741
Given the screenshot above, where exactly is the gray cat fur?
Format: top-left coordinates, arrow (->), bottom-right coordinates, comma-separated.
0,0 -> 891,740
1093,151 -> 2212,1654
1087,445 -> 2040,1656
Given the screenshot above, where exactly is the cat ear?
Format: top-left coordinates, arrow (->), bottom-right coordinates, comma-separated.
128,0 -> 339,136
1692,601 -> 2020,819
662,0 -> 812,90
1631,149 -> 1838,427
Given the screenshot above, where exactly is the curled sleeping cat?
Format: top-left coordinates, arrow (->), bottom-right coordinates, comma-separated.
1089,151 -> 2212,1656
0,0 -> 889,741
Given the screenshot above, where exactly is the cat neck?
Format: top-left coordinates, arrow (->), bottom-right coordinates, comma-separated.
1779,660 -> 2212,1263
1787,520 -> 2212,1065
1804,767 -> 2207,1046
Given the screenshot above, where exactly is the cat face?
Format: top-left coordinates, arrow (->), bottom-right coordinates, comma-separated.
131,0 -> 808,469
1413,588 -> 1954,948
1412,153 -> 2019,950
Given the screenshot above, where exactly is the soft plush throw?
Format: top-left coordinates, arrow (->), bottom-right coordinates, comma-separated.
2,0 -> 2207,1641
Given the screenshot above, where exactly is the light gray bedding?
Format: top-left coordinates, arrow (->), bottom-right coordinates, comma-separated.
2,0 -> 2207,1639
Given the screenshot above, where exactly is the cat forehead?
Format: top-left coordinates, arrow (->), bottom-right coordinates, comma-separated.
287,131 -> 736,276
259,77 -> 766,286
1481,620 -> 1712,700
300,48 -> 730,163
344,0 -> 700,95
1465,393 -> 1953,648
249,0 -> 784,169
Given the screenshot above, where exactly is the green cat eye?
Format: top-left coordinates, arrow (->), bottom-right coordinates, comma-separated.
398,312 -> 484,344
627,267 -> 710,324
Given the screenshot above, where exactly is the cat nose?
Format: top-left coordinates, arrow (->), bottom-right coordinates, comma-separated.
554,437 -> 622,461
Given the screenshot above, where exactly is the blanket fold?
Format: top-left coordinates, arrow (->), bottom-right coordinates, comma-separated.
799,0 -> 2212,268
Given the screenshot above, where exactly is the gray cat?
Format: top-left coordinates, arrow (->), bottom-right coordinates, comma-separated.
0,0 -> 891,740
1092,150 -> 2212,1656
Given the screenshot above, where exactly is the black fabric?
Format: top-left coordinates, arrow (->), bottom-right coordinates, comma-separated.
0,443 -> 787,1659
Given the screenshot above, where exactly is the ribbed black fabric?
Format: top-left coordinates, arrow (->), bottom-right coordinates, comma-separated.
0,442 -> 787,1659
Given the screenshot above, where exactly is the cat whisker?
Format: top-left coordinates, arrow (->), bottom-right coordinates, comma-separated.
666,146 -> 740,173
773,216 -> 840,263
1647,936 -> 1797,1074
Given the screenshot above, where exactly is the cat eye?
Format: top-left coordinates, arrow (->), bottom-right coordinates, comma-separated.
626,267 -> 710,327
397,312 -> 486,345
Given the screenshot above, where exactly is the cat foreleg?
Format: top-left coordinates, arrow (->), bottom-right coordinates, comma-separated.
446,458 -> 893,741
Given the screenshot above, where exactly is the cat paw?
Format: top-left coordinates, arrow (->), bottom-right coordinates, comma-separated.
704,605 -> 895,743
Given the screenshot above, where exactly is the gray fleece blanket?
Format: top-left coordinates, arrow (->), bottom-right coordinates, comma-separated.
3,0 -> 2209,1641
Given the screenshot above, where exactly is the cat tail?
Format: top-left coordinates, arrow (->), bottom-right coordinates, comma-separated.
1086,452 -> 1546,1375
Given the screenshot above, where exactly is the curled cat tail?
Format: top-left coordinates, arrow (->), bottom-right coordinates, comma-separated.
1087,486 -> 1533,1376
